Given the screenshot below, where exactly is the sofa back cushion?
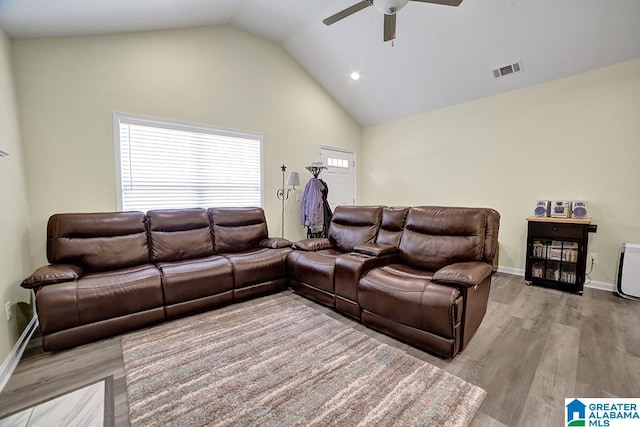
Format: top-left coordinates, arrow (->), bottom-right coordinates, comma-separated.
147,209 -> 215,262
328,206 -> 383,252
47,211 -> 150,272
376,207 -> 409,247
482,208 -> 501,265
209,207 -> 268,253
399,207 -> 488,271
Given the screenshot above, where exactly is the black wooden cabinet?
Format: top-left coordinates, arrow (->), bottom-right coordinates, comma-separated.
525,217 -> 593,294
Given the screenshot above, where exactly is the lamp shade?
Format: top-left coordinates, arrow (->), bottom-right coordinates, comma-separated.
286,172 -> 300,187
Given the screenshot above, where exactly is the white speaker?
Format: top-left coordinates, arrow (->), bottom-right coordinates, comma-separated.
571,201 -> 588,219
534,200 -> 550,217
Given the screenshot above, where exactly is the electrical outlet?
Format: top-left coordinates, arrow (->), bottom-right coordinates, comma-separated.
590,253 -> 599,264
5,302 -> 12,321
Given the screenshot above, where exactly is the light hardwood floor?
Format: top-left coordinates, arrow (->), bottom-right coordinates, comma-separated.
1,272 -> 639,426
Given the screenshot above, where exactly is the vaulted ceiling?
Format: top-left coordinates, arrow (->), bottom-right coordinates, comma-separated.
1,0 -> 639,125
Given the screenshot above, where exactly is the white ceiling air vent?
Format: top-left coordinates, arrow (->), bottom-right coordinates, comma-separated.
492,61 -> 524,79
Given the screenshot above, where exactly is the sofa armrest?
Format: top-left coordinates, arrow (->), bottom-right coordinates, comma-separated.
259,237 -> 292,249
21,264 -> 83,290
293,238 -> 332,251
432,262 -> 493,288
353,243 -> 398,257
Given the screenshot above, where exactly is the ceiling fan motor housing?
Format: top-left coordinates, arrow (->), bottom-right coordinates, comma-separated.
373,0 -> 410,15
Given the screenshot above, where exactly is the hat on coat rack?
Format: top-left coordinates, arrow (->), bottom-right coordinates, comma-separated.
305,162 -> 327,178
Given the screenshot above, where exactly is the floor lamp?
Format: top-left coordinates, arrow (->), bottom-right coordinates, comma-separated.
276,165 -> 300,238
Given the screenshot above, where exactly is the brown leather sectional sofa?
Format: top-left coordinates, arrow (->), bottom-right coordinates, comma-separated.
21,208 -> 291,351
22,205 -> 499,359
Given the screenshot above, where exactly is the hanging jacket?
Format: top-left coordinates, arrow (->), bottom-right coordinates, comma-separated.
300,178 -> 326,229
319,178 -> 333,236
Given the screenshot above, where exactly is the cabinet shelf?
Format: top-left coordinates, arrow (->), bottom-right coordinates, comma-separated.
525,218 -> 593,294
530,256 -> 577,264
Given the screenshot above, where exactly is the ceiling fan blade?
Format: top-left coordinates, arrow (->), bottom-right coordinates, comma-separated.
383,14 -> 396,42
410,0 -> 463,6
323,1 -> 372,26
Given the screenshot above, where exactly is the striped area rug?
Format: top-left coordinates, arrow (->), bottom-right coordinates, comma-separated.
122,293 -> 486,426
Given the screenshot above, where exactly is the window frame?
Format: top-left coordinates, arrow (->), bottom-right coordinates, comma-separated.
113,112 -> 264,212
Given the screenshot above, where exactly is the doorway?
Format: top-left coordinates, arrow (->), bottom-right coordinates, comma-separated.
319,146 -> 356,211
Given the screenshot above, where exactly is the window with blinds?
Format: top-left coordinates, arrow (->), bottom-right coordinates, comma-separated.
115,114 -> 262,212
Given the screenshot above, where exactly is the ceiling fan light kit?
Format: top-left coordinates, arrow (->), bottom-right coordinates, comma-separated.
323,0 -> 463,42
374,0 -> 410,14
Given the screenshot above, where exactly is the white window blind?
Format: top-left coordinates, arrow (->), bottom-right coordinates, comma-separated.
115,114 -> 262,212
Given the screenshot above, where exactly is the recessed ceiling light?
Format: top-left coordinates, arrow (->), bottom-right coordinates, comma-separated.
350,72 -> 360,81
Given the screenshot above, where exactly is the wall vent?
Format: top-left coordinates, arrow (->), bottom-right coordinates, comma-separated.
492,61 -> 524,79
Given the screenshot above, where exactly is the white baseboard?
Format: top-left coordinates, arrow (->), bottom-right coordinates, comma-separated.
584,280 -> 615,292
496,266 -> 525,276
496,266 -> 615,293
0,315 -> 39,394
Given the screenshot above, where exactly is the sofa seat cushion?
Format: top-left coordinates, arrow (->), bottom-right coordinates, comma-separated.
36,264 -> 163,335
158,256 -> 233,305
224,248 -> 292,288
358,264 -> 461,339
287,249 -> 342,293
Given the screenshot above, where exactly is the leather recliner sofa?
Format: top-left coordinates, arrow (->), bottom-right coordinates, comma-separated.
287,205 -> 500,358
21,207 -> 291,351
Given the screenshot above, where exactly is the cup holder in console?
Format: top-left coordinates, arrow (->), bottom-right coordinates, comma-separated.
347,252 -> 372,259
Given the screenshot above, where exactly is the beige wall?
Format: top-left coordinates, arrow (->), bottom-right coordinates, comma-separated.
12,25 -> 362,267
0,28 -> 31,362
362,57 -> 640,286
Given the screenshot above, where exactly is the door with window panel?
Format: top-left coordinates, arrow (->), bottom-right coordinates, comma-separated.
319,147 -> 355,211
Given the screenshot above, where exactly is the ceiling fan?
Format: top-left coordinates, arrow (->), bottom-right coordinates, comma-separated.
323,0 -> 463,42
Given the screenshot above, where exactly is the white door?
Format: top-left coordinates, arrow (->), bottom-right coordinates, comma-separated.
319,147 -> 356,211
